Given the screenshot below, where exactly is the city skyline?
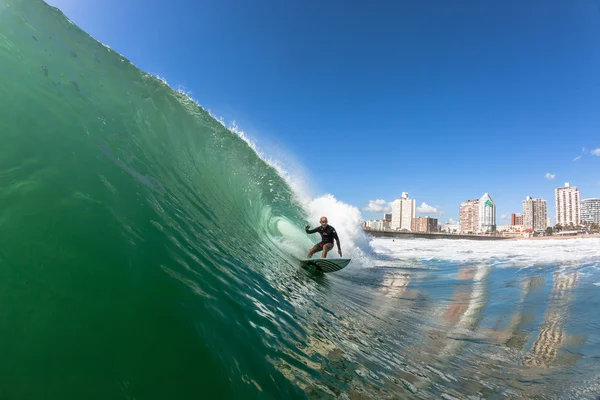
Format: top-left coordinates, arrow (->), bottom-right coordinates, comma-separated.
365,183 -> 600,233
363,180 -> 598,226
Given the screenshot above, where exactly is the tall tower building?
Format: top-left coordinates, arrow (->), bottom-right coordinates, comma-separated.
459,199 -> 479,234
391,192 -> 416,231
522,196 -> 547,231
479,193 -> 496,233
581,198 -> 600,224
555,183 -> 580,226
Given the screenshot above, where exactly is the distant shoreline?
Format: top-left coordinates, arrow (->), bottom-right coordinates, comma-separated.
363,229 -> 600,241
363,230 -> 507,240
508,233 -> 600,241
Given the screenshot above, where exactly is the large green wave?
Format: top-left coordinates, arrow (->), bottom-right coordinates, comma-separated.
0,1 -> 314,398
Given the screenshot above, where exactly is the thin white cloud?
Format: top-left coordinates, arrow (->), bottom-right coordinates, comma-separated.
501,214 -> 508,220
447,218 -> 456,224
574,147 -> 587,161
545,173 -> 555,180
363,199 -> 391,213
416,202 -> 437,214
592,148 -> 600,156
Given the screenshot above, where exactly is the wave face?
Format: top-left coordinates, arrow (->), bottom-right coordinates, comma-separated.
0,1 -> 317,398
3,2 -> 600,400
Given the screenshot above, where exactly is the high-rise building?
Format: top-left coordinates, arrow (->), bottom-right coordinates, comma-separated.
411,217 -> 438,233
555,183 -> 580,226
391,192 -> 416,231
522,196 -> 547,231
511,214 -> 523,226
479,193 -> 496,233
581,198 -> 600,224
383,213 -> 392,222
460,199 -> 479,234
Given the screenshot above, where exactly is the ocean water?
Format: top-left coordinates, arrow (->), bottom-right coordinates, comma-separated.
1,1 -> 600,399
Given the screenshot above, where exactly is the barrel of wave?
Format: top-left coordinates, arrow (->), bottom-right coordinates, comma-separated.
269,195 -> 373,267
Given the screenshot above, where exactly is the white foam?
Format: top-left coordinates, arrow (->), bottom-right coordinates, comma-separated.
370,237 -> 600,267
303,194 -> 373,265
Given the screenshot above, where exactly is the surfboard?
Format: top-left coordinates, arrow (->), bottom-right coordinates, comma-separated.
300,258 -> 351,273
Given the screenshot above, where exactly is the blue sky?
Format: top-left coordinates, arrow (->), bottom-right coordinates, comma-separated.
45,0 -> 599,224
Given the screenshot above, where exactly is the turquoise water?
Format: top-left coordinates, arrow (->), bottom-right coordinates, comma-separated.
2,1 -> 600,399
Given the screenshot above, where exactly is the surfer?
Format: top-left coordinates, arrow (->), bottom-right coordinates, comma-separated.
305,216 -> 342,258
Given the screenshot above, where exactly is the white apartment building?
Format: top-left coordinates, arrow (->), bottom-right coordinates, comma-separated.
522,196 -> 547,232
479,193 -> 496,233
581,198 -> 600,224
555,183 -> 580,226
391,192 -> 416,231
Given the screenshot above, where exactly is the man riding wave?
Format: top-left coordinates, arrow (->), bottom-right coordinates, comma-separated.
305,216 -> 342,258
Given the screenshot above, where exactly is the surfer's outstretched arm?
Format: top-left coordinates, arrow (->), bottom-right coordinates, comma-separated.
305,225 -> 318,234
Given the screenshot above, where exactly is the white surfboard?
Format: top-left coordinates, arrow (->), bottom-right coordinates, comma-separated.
300,258 -> 351,273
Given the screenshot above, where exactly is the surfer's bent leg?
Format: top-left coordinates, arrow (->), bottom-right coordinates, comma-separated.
308,243 -> 323,258
321,243 -> 334,258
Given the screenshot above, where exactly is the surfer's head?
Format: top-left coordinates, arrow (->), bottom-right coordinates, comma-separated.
320,217 -> 328,227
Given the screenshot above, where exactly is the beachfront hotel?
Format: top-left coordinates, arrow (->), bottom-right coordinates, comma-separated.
522,196 -> 548,232
479,193 -> 496,233
391,192 -> 416,231
555,183 -> 580,226
581,198 -> 600,224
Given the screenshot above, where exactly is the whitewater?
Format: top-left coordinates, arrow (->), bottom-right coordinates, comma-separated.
1,1 -> 600,399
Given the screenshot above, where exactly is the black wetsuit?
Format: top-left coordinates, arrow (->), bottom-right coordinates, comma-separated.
305,225 -> 339,247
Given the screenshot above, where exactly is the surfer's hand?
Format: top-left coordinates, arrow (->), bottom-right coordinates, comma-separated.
338,249 -> 342,256
305,225 -> 310,230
